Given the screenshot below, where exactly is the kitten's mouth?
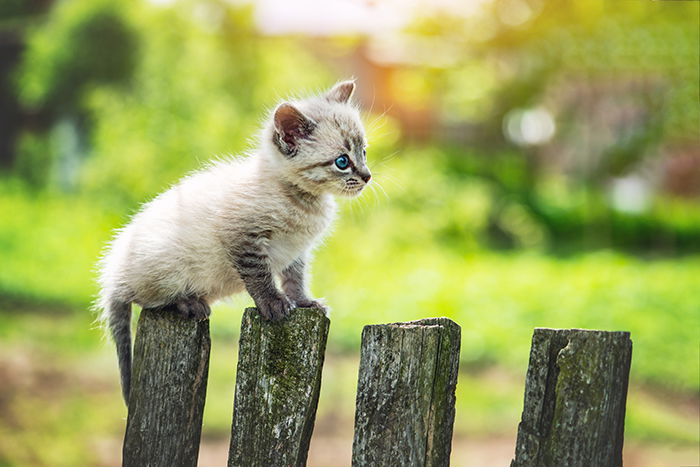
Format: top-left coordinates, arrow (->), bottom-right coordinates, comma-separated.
341,184 -> 365,197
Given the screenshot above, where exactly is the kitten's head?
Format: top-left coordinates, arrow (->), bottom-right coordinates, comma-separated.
267,80 -> 371,197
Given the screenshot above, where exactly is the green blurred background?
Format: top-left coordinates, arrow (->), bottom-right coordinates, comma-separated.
0,0 -> 698,465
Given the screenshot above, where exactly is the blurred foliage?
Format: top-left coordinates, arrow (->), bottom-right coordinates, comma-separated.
409,0 -> 700,251
0,0 -> 699,463
6,0 -> 700,250
18,0 -> 138,113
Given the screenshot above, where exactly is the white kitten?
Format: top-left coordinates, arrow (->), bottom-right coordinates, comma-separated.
96,81 -> 370,404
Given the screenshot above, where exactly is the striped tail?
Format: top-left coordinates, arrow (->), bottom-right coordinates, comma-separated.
108,299 -> 133,406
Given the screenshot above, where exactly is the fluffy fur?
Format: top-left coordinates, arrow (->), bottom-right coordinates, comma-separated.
96,81 -> 370,405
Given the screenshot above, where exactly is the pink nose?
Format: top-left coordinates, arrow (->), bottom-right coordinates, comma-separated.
360,173 -> 371,183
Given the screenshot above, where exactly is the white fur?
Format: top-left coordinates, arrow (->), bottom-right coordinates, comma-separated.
96,81 -> 368,323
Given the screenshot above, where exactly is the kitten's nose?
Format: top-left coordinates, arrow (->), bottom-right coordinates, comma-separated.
359,171 -> 372,183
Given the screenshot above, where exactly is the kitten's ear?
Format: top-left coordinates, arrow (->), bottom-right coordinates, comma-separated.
273,103 -> 316,156
326,80 -> 355,104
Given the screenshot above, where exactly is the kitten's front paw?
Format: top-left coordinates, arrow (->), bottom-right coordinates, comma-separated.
257,294 -> 294,321
293,297 -> 328,314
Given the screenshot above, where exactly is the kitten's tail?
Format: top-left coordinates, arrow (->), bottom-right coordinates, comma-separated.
107,298 -> 133,406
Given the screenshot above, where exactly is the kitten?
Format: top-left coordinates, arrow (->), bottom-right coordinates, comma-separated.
96,81 -> 370,405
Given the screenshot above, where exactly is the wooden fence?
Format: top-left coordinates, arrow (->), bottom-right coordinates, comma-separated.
121,307 -> 632,467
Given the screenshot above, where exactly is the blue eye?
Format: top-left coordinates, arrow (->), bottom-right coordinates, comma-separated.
335,155 -> 350,169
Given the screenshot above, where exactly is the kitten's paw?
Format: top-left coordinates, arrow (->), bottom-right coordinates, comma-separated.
294,297 -> 329,314
173,297 -> 211,320
257,294 -> 294,321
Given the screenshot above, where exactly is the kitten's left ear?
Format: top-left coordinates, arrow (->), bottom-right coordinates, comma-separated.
273,103 -> 316,156
326,80 -> 356,104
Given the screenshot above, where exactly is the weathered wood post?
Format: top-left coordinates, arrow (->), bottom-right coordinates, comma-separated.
228,307 -> 330,467
511,328 -> 632,467
122,307 -> 211,467
352,317 -> 461,467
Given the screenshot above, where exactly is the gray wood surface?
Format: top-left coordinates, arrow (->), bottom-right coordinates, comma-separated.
228,307 -> 330,467
511,328 -> 632,467
122,307 -> 211,467
352,317 -> 461,467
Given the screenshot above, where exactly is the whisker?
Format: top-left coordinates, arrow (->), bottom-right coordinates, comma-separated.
371,179 -> 390,200
366,86 -> 377,116
367,105 -> 394,133
367,183 -> 382,209
376,173 -> 404,192
372,150 -> 400,169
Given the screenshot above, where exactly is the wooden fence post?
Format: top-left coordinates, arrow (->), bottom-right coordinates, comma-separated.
352,317 -> 461,467
228,307 -> 330,467
122,308 -> 211,467
511,328 -> 632,467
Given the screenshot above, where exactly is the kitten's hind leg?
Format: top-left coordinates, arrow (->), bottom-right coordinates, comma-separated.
172,296 -> 211,320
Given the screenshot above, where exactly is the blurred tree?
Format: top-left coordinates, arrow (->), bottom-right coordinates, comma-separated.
74,1 -> 332,206
403,0 -> 700,252
15,0 -> 139,188
0,0 -> 53,169
5,0 -> 699,252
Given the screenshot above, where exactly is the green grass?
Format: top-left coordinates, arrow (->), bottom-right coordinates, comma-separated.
0,183 -> 119,306
315,246 -> 700,391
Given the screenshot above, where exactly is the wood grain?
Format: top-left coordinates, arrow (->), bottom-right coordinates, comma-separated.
511,328 -> 632,467
228,307 -> 330,467
352,317 -> 461,467
122,307 -> 211,467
